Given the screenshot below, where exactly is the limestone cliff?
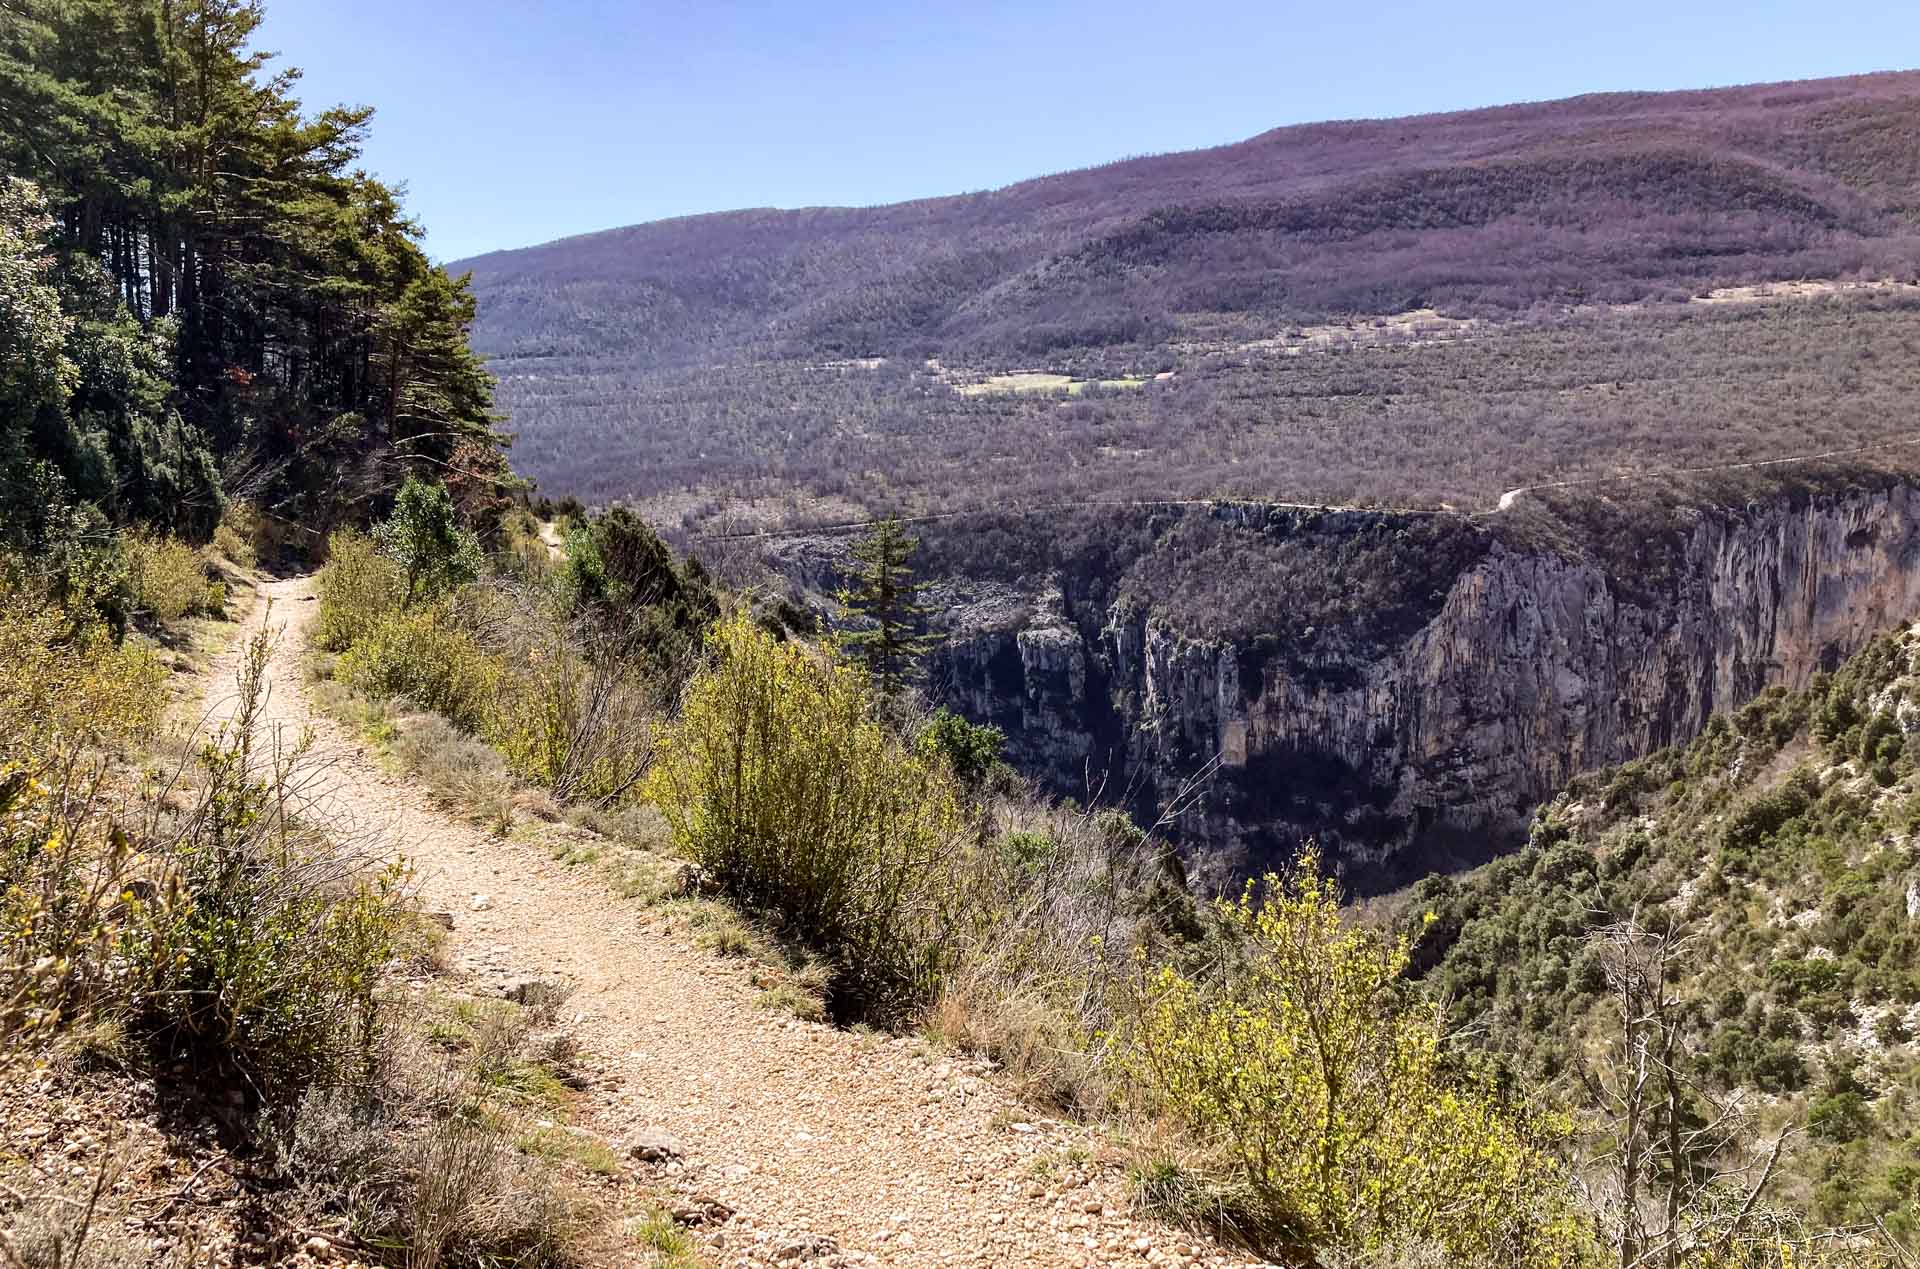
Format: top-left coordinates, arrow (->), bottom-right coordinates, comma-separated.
923,483 -> 1920,889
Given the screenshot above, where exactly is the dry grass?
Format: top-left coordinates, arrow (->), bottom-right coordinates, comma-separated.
387,711 -> 520,831
269,990 -> 601,1268
1124,1138 -> 1271,1255
519,1125 -> 622,1177
0,1152 -> 152,1269
916,796 -> 1196,1114
923,969 -> 1102,1111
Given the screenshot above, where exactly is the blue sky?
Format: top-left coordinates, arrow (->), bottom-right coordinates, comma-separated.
258,0 -> 1920,263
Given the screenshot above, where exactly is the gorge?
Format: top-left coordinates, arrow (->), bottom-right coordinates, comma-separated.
764,477 -> 1920,887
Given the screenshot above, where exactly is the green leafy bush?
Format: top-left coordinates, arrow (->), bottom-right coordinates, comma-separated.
0,587 -> 163,757
0,587 -> 165,1050
211,522 -> 254,568
916,708 -> 1006,788
646,613 -> 971,1015
559,506 -> 716,682
3,605 -> 405,1095
314,528 -> 405,651
126,633 -> 405,1090
337,605 -> 502,735
375,476 -> 482,605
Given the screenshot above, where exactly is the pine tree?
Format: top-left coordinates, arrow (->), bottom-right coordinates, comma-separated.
838,518 -> 938,694
0,0 -> 505,539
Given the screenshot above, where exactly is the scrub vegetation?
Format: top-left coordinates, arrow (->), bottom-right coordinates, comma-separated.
9,6 -> 1920,1266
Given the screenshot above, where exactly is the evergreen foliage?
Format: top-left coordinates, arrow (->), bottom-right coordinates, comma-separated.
374,475 -> 481,605
1408,632 -> 1920,1242
0,0 -> 505,557
838,517 -> 938,693
916,708 -> 1007,789
560,506 -> 717,674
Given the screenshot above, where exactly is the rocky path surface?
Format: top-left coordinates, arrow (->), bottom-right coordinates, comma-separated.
203,576 -> 1256,1269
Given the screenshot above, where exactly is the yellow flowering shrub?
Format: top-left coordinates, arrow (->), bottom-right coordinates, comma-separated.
646,613 -> 972,1014
124,530 -> 219,623
0,588 -> 163,759
3,599 -> 404,1088
0,586 -> 166,1050
1123,847 -> 1593,1266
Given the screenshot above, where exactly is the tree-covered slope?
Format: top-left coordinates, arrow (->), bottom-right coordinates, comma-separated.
1406,626 -> 1920,1235
457,71 -> 1920,371
0,0 -> 506,566
448,71 -> 1920,531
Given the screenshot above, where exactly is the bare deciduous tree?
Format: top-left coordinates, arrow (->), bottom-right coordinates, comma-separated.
1575,917 -> 1796,1269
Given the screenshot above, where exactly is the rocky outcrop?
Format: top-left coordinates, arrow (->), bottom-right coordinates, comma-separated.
929,484 -> 1920,888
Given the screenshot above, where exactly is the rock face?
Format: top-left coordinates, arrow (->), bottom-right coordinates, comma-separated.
928,484 -> 1920,889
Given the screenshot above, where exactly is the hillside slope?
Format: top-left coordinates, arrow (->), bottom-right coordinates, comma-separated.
452,71 -> 1920,527
458,71 -> 1920,370
1407,617 -> 1920,1237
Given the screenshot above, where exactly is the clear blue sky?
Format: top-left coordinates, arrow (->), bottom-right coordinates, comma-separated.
257,0 -> 1920,263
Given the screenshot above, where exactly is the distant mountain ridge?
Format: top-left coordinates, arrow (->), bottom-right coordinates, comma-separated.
455,70 -> 1920,372
452,69 -> 1920,911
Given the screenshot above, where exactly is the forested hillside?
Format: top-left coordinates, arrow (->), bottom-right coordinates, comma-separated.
0,0 -> 506,579
1407,628 -> 1920,1240
459,72 -> 1920,369
448,71 -> 1920,530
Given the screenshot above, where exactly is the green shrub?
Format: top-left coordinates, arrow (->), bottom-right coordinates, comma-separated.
123,531 -> 217,623
336,605 -> 501,734
560,507 -> 717,687
1123,847 -> 1585,1264
120,629 -> 407,1091
646,613 -> 971,1016
916,708 -> 1006,788
0,589 -> 164,1052
218,500 -> 289,567
375,475 -> 481,605
313,528 -> 405,651
0,587 -> 163,757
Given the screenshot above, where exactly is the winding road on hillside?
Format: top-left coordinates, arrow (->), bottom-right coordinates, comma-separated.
202,576 -> 1254,1269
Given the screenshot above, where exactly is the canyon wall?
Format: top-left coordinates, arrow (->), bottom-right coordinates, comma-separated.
923,484 -> 1920,888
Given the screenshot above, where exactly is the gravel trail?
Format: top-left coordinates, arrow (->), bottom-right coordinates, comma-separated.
202,575 -> 1255,1269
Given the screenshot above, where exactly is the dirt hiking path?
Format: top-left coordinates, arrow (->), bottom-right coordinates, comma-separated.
203,576 -> 1255,1269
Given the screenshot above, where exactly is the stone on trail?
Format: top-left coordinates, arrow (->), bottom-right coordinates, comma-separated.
671,1194 -> 735,1226
628,1128 -> 687,1162
774,1234 -> 840,1261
